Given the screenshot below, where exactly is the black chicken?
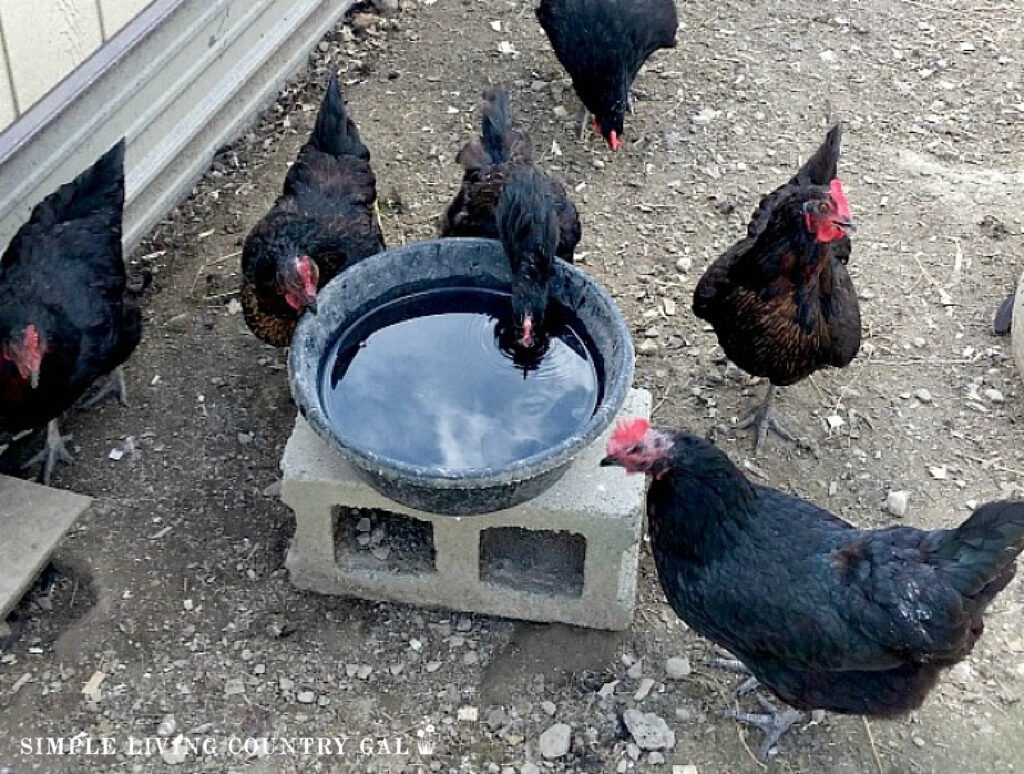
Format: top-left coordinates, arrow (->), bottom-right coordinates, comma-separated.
693,124 -> 858,453
536,0 -> 678,150
496,167 -> 560,349
241,72 -> 385,346
441,86 -> 580,264
0,140 -> 142,484
601,418 -> 1024,760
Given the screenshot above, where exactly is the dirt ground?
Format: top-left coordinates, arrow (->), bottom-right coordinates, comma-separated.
2,0 -> 1024,772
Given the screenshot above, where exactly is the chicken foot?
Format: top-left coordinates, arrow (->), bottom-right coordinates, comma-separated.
721,695 -> 805,761
80,366 -> 129,409
737,384 -> 806,455
706,658 -> 759,697
23,419 -> 73,485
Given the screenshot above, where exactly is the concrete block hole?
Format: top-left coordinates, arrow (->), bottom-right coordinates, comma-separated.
479,527 -> 585,598
333,508 -> 436,574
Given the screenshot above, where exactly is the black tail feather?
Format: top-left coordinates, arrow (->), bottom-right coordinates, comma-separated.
310,72 -> 370,161
993,292 -> 1014,336
931,500 -> 1024,597
30,139 -> 125,230
481,86 -> 514,165
792,123 -> 842,187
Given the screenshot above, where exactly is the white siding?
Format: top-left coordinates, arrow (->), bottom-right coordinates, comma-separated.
0,52 -> 15,127
0,0 -> 103,111
100,0 -> 152,37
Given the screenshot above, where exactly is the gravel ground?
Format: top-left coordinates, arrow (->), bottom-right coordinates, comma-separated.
2,1 -> 1024,772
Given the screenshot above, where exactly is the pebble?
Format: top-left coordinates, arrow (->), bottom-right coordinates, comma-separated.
673,767 -> 699,774
356,517 -> 372,532
540,700 -> 556,716
538,723 -> 572,758
160,736 -> 187,765
279,677 -> 294,691
224,678 -> 245,696
665,657 -> 691,680
639,339 -> 659,355
885,490 -> 910,518
623,710 -> 675,751
457,706 -> 478,722
649,752 -> 665,765
626,660 -> 644,680
984,388 -> 1005,404
912,735 -> 926,748
675,256 -> 692,273
521,764 -> 540,774
425,661 -> 442,673
913,388 -> 933,404
634,678 -> 655,701
296,691 -> 316,704
156,714 -> 176,737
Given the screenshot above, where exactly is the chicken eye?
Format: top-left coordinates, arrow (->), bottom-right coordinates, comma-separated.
817,202 -> 829,214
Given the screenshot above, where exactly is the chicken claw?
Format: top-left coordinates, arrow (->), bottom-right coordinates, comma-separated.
706,658 -> 759,696
737,385 -> 806,455
23,419 -> 74,485
80,366 -> 129,409
721,695 -> 805,761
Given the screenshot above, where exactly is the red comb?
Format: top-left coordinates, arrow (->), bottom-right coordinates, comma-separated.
24,324 -> 40,350
611,417 -> 649,446
829,179 -> 851,221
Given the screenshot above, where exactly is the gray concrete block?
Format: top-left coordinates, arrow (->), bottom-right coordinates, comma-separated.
281,388 -> 651,630
0,474 -> 92,619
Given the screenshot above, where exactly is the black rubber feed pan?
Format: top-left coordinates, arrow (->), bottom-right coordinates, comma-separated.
289,238 -> 634,515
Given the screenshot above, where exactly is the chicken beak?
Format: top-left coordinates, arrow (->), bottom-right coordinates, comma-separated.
306,300 -> 318,315
834,218 -> 856,232
30,369 -> 41,389
599,455 -> 622,468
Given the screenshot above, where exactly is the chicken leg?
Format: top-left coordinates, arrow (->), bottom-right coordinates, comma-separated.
721,695 -> 805,761
80,366 -> 129,409
575,105 -> 591,140
737,384 -> 805,455
23,419 -> 73,485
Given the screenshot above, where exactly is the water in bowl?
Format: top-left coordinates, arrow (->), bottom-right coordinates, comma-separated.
321,288 -> 600,471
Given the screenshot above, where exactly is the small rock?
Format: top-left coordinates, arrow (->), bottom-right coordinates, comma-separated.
929,466 -> 947,480
673,767 -> 698,774
593,158 -> 605,170
665,657 -> 691,680
161,736 -> 188,765
634,678 -> 655,701
623,710 -> 675,751
224,678 -> 245,696
356,517 -> 372,532
457,706 -> 479,722
675,256 -> 692,273
949,662 -> 974,684
463,651 -> 479,665
638,340 -> 659,355
521,764 -> 540,774
350,12 -> 381,30
425,661 -> 442,673
913,388 -> 933,404
912,735 -> 926,748
649,752 -> 665,765
156,714 -> 176,737
296,691 -> 316,704
279,677 -> 294,691
627,660 -> 644,680
540,700 -> 556,716
538,723 -> 572,759
885,490 -> 910,518
357,665 -> 372,680
984,388 -> 1005,404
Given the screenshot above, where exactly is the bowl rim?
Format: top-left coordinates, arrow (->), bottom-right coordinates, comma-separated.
288,237 -> 635,491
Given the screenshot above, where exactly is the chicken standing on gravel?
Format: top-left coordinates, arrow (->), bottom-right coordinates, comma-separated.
693,124 -> 859,454
0,140 -> 142,484
536,0 -> 678,150
441,85 -> 581,263
602,418 -> 1024,761
241,72 -> 385,346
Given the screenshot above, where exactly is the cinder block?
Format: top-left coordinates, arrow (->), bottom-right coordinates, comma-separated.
0,474 -> 92,619
281,388 -> 651,630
